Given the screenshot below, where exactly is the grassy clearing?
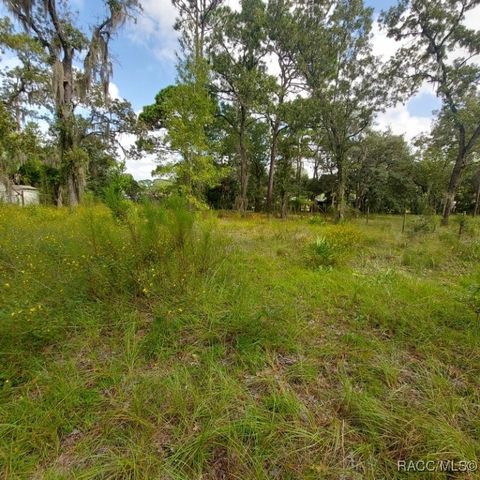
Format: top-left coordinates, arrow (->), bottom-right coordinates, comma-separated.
1,204 -> 479,479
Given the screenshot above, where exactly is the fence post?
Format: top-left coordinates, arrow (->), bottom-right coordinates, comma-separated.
459,212 -> 466,237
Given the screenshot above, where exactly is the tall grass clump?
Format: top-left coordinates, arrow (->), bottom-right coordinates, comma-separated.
410,213 -> 439,234
309,224 -> 364,268
311,236 -> 337,266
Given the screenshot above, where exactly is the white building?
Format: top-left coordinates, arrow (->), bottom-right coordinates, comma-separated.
0,183 -> 40,205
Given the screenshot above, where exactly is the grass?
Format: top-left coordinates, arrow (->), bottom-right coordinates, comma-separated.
1,203 -> 479,479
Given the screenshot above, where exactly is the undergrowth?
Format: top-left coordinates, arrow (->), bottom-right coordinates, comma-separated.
1,207 -> 479,479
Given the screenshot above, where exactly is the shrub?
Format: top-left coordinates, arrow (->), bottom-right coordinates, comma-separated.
411,214 -> 438,234
311,235 -> 336,266
456,214 -> 477,237
467,283 -> 480,320
309,224 -> 364,268
322,224 -> 364,248
308,215 -> 326,226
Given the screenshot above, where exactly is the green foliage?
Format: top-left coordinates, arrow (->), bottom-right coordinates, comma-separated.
467,283 -> 480,319
411,214 -> 439,234
309,224 -> 364,267
0,1 -> 141,205
139,62 -> 222,207
456,213 -> 477,237
308,215 -> 326,226
311,235 -> 337,266
295,0 -> 385,220
349,131 -> 420,213
103,180 -> 132,221
138,85 -> 178,130
382,0 -> 480,222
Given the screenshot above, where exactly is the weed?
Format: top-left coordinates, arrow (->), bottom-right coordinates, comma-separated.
311,235 -> 337,266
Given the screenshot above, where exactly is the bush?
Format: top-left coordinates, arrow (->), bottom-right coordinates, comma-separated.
308,215 -> 326,226
311,236 -> 336,266
411,214 -> 438,234
467,283 -> 480,320
456,214 -> 477,237
309,224 -> 364,268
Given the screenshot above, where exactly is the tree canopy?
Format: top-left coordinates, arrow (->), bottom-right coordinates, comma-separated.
1,0 -> 479,219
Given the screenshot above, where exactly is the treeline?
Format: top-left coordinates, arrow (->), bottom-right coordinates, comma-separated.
0,1 -> 479,223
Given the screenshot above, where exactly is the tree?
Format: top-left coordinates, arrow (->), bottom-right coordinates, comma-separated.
211,0 -> 273,213
0,102 -> 22,192
78,85 -> 139,198
172,0 -> 223,62
295,0 -> 385,220
274,127 -> 309,218
138,0 -> 224,207
473,166 -> 480,216
144,79 -> 221,207
349,131 -> 419,213
0,17 -> 50,129
247,120 -> 270,211
264,0 -> 299,212
2,0 -> 141,205
382,0 -> 480,224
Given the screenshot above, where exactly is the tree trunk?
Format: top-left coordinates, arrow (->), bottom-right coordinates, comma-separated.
335,159 -> 346,222
441,149 -> 466,225
56,186 -> 64,207
266,118 -> 280,213
280,191 -> 288,219
237,106 -> 249,214
474,180 -> 480,217
253,174 -> 262,212
354,185 -> 363,211
59,48 -> 81,206
313,155 -> 319,180
67,172 -> 79,206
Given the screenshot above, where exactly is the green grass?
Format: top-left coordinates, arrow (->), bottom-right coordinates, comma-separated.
1,204 -> 479,479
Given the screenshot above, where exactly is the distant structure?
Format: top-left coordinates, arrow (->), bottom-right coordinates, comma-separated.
0,183 -> 40,205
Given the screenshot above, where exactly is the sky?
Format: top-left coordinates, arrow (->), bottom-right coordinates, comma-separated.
4,0 -> 478,180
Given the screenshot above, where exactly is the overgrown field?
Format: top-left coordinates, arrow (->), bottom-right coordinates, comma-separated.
1,203 -> 480,479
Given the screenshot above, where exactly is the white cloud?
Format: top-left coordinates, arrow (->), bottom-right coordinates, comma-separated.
118,2 -> 480,177
127,0 -> 179,61
126,0 -> 244,62
463,5 -> 480,30
371,20 -> 400,61
369,13 -> 457,142
371,17 -> 433,141
225,0 -> 240,12
108,82 -> 121,100
0,53 -> 21,70
125,156 -> 157,180
375,103 -> 433,141
116,132 -> 156,180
